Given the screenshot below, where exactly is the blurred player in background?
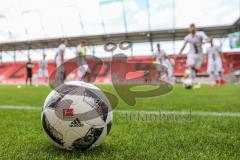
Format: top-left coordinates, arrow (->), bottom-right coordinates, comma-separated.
0,53 -> 2,65
206,37 -> 225,87
179,23 -> 210,87
36,53 -> 48,84
76,40 -> 91,82
154,43 -> 173,81
55,40 -> 67,85
26,57 -> 34,86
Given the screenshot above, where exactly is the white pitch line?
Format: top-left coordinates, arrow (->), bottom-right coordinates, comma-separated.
115,110 -> 240,117
0,105 -> 40,110
0,105 -> 240,117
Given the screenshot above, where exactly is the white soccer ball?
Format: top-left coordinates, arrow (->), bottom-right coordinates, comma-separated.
41,81 -> 113,151
183,78 -> 193,89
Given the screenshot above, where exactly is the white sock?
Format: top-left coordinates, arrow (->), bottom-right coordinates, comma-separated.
210,72 -> 216,84
190,69 -> 196,84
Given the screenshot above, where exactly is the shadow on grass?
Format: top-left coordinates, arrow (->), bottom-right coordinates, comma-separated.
41,142 -> 115,158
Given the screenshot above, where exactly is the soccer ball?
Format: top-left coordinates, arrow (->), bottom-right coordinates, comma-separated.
41,81 -> 113,151
183,78 -> 193,89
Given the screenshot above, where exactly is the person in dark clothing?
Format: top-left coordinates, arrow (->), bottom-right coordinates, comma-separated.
26,58 -> 34,85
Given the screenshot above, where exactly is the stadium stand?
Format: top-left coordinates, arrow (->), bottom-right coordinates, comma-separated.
0,52 -> 239,84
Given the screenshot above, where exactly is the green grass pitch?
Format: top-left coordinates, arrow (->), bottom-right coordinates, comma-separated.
0,84 -> 240,159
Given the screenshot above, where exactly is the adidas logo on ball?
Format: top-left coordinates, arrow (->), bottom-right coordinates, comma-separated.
69,118 -> 84,127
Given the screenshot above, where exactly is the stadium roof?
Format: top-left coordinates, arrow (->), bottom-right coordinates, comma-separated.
234,17 -> 240,26
0,0 -> 239,51
0,24 -> 239,51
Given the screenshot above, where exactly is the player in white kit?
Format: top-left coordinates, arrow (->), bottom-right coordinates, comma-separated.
179,24 -> 210,85
76,41 -> 90,82
206,38 -> 225,87
55,40 -> 67,85
154,43 -> 174,81
36,53 -> 48,84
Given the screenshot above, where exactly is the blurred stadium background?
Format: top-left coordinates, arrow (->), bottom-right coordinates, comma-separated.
0,0 -> 239,84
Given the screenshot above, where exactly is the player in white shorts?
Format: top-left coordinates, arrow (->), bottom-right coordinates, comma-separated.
76,41 -> 90,82
154,43 -> 173,81
36,53 -> 48,84
55,40 -> 67,85
179,23 -> 210,85
206,38 -> 225,87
